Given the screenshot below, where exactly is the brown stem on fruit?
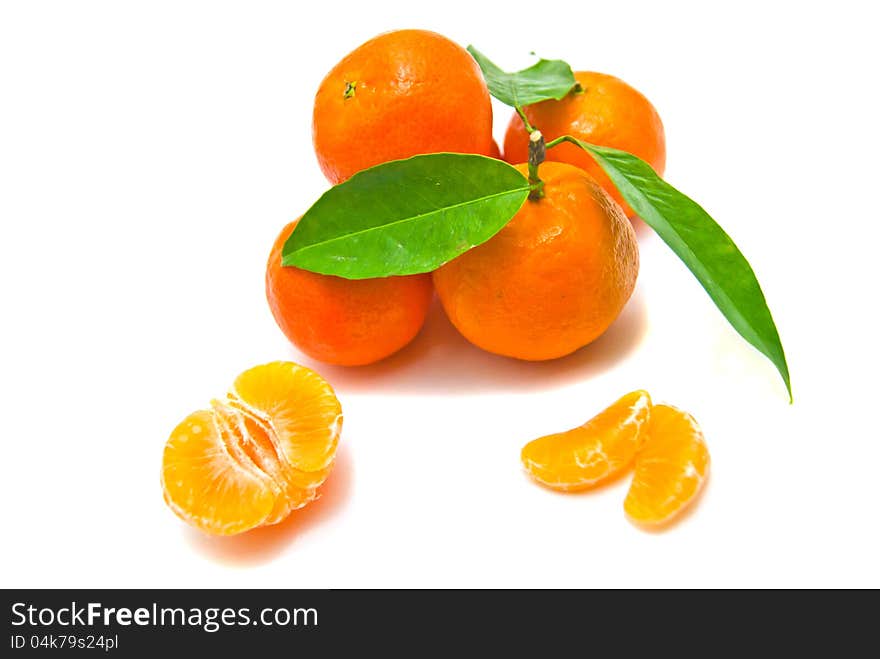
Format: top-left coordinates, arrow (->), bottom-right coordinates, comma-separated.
528,130 -> 546,201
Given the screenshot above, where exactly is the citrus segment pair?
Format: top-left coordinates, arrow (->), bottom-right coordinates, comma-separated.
521,392 -> 709,527
161,362 -> 342,536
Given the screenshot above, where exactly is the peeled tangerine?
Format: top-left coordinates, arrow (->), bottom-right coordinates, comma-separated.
161,362 -> 342,536
521,392 -> 710,527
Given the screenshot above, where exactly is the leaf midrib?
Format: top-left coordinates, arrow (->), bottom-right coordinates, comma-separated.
502,75 -> 523,107
286,186 -> 528,260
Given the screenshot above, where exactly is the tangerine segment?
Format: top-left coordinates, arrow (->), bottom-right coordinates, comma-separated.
230,361 -> 343,473
624,404 -> 710,526
161,410 -> 277,536
211,400 -> 294,526
226,402 -> 330,512
521,391 -> 652,491
231,404 -> 331,489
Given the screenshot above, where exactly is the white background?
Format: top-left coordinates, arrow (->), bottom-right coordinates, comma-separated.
2,0 -> 878,588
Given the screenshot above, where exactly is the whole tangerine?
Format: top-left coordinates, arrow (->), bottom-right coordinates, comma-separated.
266,220 -> 433,366
504,71 -> 665,217
313,29 -> 494,183
433,162 -> 638,361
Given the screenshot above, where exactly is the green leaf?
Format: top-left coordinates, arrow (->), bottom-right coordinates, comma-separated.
282,153 -> 530,279
572,139 -> 792,400
467,46 -> 577,108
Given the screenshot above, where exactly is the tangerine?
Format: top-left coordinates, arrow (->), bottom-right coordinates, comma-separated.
504,71 -> 665,217
433,161 -> 638,361
266,220 -> 433,366
161,362 -> 342,536
313,29 -> 494,183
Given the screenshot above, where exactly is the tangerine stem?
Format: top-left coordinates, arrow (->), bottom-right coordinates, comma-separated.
516,105 -> 535,134
528,130 -> 546,201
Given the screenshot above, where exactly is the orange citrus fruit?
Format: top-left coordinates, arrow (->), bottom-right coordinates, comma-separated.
161,361 -> 342,536
521,390 -> 652,491
313,29 -> 494,183
433,161 -> 639,361
624,404 -> 710,527
504,71 -> 665,217
266,220 -> 433,366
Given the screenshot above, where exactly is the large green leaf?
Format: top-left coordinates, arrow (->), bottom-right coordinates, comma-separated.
573,139 -> 791,400
282,154 -> 530,279
467,46 -> 577,108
